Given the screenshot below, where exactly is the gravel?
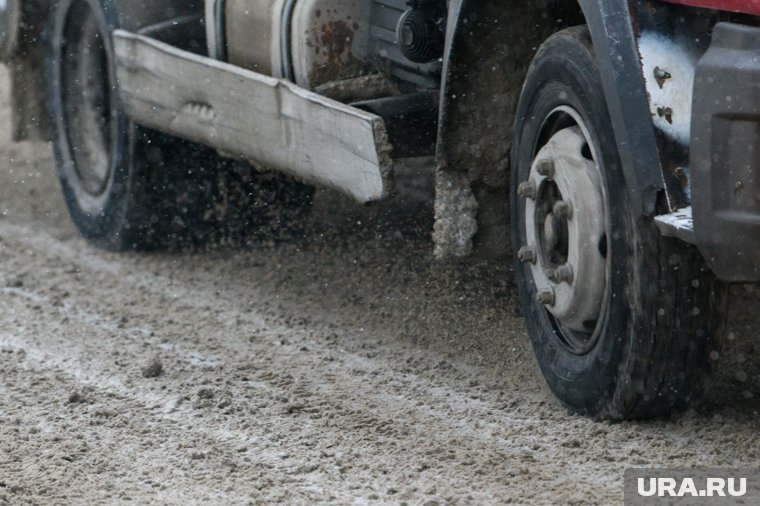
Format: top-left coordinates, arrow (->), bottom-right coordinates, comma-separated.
1,64 -> 759,505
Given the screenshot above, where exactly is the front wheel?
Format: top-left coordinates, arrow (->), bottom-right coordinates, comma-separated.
511,26 -> 727,420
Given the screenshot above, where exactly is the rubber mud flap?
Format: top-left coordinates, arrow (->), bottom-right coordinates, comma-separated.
0,0 -> 19,60
692,22 -> 760,282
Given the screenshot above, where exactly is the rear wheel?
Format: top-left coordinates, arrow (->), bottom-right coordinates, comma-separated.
46,0 -> 311,250
511,26 -> 727,420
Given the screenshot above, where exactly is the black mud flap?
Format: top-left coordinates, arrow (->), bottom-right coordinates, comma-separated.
0,0 -> 18,60
692,22 -> 760,282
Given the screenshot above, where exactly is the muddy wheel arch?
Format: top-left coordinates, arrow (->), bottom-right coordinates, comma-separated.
433,0 -> 668,259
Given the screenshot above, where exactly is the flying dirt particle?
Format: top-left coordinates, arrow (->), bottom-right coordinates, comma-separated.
197,388 -> 214,400
284,403 -> 306,415
141,358 -> 164,378
293,463 -> 319,474
67,392 -> 85,404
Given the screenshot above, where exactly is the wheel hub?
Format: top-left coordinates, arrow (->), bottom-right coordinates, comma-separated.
522,120 -> 608,334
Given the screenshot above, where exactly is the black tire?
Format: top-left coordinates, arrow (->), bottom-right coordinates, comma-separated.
511,26 -> 727,420
45,0 -> 311,250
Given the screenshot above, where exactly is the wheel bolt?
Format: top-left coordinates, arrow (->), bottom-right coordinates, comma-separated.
546,264 -> 574,284
536,159 -> 555,178
553,201 -> 572,220
518,180 -> 536,200
518,246 -> 537,264
558,264 -> 574,284
536,288 -> 556,307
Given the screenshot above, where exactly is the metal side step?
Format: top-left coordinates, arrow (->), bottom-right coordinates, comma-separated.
655,206 -> 696,244
113,30 -> 394,203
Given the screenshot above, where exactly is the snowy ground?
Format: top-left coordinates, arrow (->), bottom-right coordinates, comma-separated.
1,65 -> 759,505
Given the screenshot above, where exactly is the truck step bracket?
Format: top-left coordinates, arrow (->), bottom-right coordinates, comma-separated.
655,206 -> 695,245
113,30 -> 394,203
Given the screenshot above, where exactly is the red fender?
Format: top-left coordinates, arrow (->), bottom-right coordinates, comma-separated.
661,0 -> 760,15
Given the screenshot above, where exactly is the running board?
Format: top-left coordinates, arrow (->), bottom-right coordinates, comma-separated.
654,206 -> 696,244
113,30 -> 394,203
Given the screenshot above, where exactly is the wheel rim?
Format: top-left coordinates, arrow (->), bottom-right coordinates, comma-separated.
60,0 -> 115,197
518,106 -> 610,354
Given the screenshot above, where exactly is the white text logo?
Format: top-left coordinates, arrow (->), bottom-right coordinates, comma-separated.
637,477 -> 747,498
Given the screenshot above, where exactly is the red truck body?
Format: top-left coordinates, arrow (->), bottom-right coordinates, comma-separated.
663,0 -> 760,14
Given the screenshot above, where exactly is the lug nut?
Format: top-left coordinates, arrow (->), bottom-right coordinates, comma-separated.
557,264 -> 574,284
536,159 -> 555,178
553,201 -> 572,220
547,264 -> 574,284
518,180 -> 537,200
536,288 -> 556,307
518,246 -> 537,264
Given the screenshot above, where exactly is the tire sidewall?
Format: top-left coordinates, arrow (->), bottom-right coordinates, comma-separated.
46,0 -> 130,244
511,29 -> 636,417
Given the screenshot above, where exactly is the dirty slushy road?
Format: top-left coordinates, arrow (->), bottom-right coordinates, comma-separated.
1,65 -> 759,505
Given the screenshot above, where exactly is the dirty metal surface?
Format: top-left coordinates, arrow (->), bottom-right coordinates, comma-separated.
654,206 -> 696,244
114,30 -> 394,203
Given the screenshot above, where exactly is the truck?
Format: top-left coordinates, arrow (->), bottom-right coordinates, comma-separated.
0,0 -> 757,420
